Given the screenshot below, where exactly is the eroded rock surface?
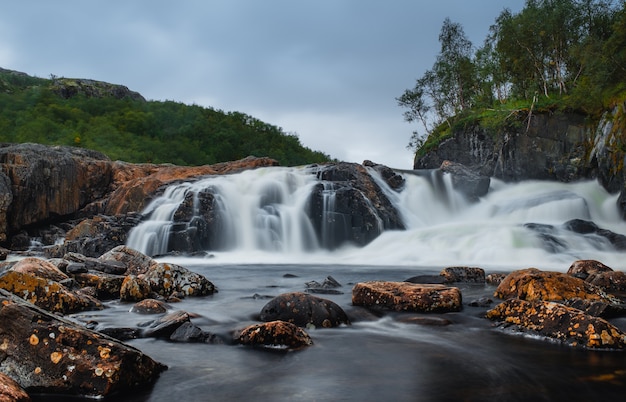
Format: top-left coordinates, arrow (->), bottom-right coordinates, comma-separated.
352,281 -> 462,313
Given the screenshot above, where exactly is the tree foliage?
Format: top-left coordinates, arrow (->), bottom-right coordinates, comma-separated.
0,70 -> 331,166
399,0 -> 624,152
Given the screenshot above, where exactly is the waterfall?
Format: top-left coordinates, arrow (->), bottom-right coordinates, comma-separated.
127,165 -> 626,269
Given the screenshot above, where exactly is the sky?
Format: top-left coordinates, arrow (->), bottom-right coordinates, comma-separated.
1,0 -> 525,169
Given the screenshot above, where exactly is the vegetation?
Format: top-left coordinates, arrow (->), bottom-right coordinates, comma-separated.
0,69 -> 331,166
398,0 -> 626,156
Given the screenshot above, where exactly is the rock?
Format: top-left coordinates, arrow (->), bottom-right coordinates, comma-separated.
396,316 -> 453,326
352,281 -> 462,313
439,266 -> 485,283
120,275 -> 153,302
564,298 -> 626,318
486,298 -> 626,349
0,143 -> 112,243
143,262 -> 216,298
587,271 -> 626,294
50,77 -> 146,101
567,259 -> 614,280
129,299 -> 169,314
140,310 -> 190,338
305,275 -> 344,294
0,372 -> 31,402
493,268 -> 618,303
98,245 -> 155,276
468,297 -> 493,307
0,247 -> 9,261
563,219 -> 626,250
234,320 -> 313,351
404,275 -> 446,284
362,160 -> 405,190
10,257 -> 68,282
0,289 -> 166,398
259,292 -> 350,328
71,271 -> 125,300
0,270 -> 102,314
439,160 -> 490,201
486,273 -> 507,286
63,252 -> 127,274
65,262 -> 88,274
169,322 -> 222,344
307,162 -> 404,248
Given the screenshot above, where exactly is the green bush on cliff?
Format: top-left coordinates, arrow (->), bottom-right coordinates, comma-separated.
0,70 -> 331,166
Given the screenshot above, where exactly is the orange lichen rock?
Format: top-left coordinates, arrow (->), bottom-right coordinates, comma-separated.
494,268 -> 618,303
486,298 -> 626,349
352,281 -> 462,313
234,320 -> 313,351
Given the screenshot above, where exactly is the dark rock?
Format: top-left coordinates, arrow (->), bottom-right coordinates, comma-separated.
98,245 -> 155,276
439,160 -> 490,201
587,271 -> 626,294
234,320 -> 313,351
169,322 -> 223,344
140,310 -> 191,338
362,160 -> 406,190
440,266 -> 486,283
352,281 -> 462,313
404,275 -> 446,284
259,292 -> 350,328
64,252 -> 127,274
396,316 -> 453,326
564,298 -> 626,318
563,219 -> 626,250
50,78 -> 146,101
0,289 -> 165,398
71,271 -> 125,300
66,262 -> 88,274
305,275 -> 344,294
468,297 -> 493,307
0,246 -> 9,261
494,268 -> 618,303
98,327 -> 142,342
485,273 -> 507,286
486,298 -> 626,349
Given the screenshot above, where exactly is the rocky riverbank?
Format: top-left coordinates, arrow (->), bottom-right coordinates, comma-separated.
1,245 -> 625,399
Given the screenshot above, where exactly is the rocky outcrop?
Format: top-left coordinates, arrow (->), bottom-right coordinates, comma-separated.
0,289 -> 166,398
352,281 -> 462,313
0,143 -> 112,248
50,78 -> 146,102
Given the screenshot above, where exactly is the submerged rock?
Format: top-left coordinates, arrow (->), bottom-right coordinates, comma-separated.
352,281 -> 462,313
486,298 -> 626,349
234,320 -> 313,351
259,292 -> 350,328
0,289 -> 166,398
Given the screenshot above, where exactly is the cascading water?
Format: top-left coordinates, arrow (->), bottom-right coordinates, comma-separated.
126,165 -> 626,269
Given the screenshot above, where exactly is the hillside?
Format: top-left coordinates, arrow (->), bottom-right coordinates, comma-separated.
0,68 -> 331,166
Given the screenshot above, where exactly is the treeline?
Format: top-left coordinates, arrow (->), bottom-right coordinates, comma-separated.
398,0 -> 626,153
0,69 -> 331,166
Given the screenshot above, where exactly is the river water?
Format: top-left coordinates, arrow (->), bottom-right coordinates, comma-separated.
49,167 -> 626,400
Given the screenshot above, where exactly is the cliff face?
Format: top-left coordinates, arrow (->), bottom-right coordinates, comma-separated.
414,106 -> 626,216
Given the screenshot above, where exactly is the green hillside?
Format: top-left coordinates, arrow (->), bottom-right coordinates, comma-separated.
0,68 -> 331,166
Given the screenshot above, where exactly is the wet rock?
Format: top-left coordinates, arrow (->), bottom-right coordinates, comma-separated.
486,298 -> 626,349
0,270 -> 102,314
259,292 -> 350,328
494,268 -> 618,303
169,322 -> 222,344
71,271 -> 125,300
564,298 -> 626,318
468,297 -> 493,307
587,271 -> 626,294
65,262 -> 88,274
439,160 -> 490,201
396,316 -> 453,326
98,327 -> 142,342
352,281 -> 462,313
140,310 -> 190,338
305,275 -> 344,294
0,372 -> 31,402
440,266 -> 485,283
0,289 -> 166,398
120,275 -> 153,302
567,259 -> 614,280
143,262 -> 216,298
10,257 -> 69,282
98,245 -> 155,276
404,275 -> 446,284
129,299 -> 169,314
64,252 -> 127,274
0,246 -> 9,261
564,219 -> 626,250
486,273 -> 507,286
362,160 -> 405,190
234,320 -> 313,351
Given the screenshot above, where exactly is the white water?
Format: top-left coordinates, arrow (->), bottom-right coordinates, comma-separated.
127,166 -> 626,271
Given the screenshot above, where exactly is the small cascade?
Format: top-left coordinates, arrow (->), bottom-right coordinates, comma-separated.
319,182 -> 351,249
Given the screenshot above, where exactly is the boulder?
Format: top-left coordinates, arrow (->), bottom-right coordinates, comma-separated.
587,271 -> 626,294
486,298 -> 626,349
169,322 -> 222,344
10,257 -> 68,282
0,271 -> 102,314
567,259 -> 614,280
234,320 -> 313,351
259,292 -> 350,328
563,219 -> 626,250
439,266 -> 485,283
71,271 -> 125,300
120,275 -> 153,302
493,268 -> 618,303
439,160 -> 490,201
140,310 -> 191,338
98,245 -> 155,276
352,281 -> 462,313
142,262 -> 216,298
362,160 -> 405,190
0,289 -> 165,398
129,299 -> 169,315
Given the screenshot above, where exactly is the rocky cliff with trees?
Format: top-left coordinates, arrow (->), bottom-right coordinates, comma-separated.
398,0 -> 626,215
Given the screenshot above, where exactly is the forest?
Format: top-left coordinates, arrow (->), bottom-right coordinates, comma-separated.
398,0 -> 626,156
0,69 -> 331,166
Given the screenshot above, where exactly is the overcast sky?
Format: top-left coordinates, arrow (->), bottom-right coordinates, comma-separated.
1,1 -> 524,169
